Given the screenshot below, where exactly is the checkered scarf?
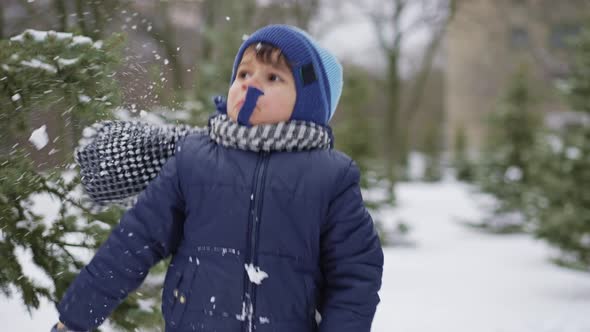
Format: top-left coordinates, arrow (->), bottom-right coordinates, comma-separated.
209,114 -> 331,152
75,114 -> 332,207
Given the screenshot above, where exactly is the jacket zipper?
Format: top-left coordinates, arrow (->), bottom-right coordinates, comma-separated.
243,152 -> 269,332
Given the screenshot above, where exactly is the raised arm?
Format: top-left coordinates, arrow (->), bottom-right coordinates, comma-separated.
56,151 -> 186,331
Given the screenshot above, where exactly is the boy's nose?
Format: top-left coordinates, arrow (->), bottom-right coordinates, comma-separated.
242,75 -> 262,91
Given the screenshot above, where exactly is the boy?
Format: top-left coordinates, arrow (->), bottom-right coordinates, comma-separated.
53,24 -> 383,332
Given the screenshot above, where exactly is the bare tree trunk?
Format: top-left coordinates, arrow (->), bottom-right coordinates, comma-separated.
403,0 -> 459,124
367,0 -> 460,200
293,0 -> 320,28
0,3 -> 4,39
75,0 -> 88,36
384,50 -> 401,201
130,1 -> 184,94
156,1 -> 183,91
89,1 -> 105,39
380,0 -> 405,201
53,0 -> 67,32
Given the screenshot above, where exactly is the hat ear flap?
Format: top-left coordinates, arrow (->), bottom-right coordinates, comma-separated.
214,96 -> 228,114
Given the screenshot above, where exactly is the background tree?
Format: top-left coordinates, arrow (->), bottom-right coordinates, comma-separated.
526,20 -> 590,270
363,0 -> 460,201
333,64 -> 378,181
452,124 -> 475,181
0,29 -> 167,331
473,66 -> 541,233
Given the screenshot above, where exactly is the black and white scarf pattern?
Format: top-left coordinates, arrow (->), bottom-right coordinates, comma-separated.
209,114 -> 331,152
75,114 -> 332,207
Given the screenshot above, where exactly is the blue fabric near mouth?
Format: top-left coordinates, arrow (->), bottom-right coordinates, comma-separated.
237,86 -> 264,127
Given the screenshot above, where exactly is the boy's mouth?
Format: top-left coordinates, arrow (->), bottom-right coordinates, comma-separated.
236,86 -> 264,126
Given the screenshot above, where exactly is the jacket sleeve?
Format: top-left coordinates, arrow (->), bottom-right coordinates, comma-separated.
318,161 -> 384,332
57,151 -> 186,331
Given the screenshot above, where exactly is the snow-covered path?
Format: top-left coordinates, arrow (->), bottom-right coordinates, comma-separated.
372,181 -> 590,332
2,181 -> 590,331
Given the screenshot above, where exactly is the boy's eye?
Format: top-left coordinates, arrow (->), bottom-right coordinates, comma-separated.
268,73 -> 282,82
237,70 -> 250,79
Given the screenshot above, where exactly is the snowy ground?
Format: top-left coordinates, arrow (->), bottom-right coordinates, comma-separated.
2,180 -> 590,331
372,181 -> 590,332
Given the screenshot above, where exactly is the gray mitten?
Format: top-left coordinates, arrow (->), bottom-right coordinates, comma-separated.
75,120 -> 206,207
50,322 -> 86,332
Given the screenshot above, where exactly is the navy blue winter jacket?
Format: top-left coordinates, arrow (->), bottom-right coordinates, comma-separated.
57,133 -> 384,332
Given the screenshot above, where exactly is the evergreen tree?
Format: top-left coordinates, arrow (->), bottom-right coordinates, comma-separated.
421,119 -> 443,182
333,65 -> 395,244
0,30 -> 163,330
191,0 -> 259,126
527,21 -> 590,269
452,124 -> 475,181
474,66 -> 541,232
333,65 -> 376,182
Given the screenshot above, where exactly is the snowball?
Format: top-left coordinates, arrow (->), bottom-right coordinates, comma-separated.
29,125 -> 49,150
244,264 -> 268,285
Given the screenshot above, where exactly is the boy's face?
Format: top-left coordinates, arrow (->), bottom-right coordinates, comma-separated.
227,47 -> 296,125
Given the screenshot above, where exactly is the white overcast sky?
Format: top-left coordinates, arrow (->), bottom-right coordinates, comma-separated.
310,0 -> 441,77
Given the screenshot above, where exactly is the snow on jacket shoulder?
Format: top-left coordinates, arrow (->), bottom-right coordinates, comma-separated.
57,133 -> 383,332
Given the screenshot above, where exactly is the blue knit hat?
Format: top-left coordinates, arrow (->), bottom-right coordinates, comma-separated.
227,24 -> 343,126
